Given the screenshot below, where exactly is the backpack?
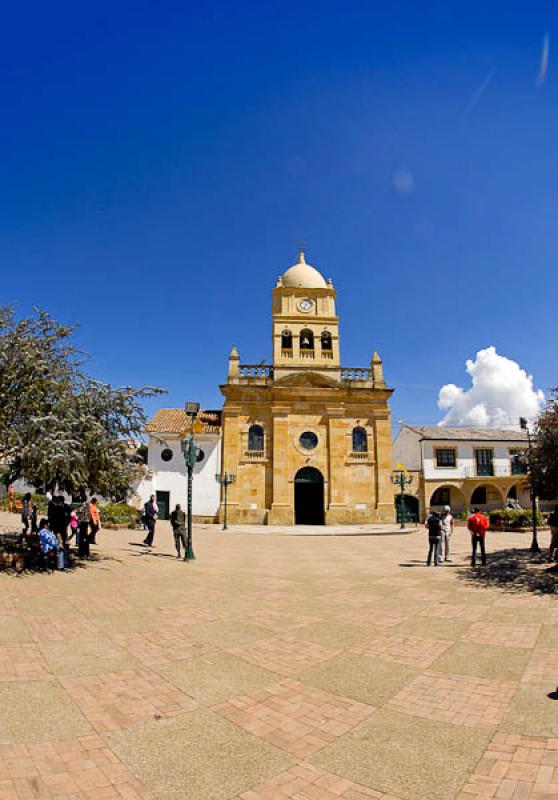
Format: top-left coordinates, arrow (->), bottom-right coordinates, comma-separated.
427,516 -> 442,536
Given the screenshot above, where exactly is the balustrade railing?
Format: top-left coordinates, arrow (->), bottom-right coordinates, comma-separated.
238,364 -> 274,379
341,367 -> 371,382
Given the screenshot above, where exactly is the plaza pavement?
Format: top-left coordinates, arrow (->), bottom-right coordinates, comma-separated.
0,509 -> 557,800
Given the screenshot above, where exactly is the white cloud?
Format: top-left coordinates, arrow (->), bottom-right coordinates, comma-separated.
437,347 -> 544,428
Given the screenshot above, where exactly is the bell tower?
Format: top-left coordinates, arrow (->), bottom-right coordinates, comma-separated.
272,251 -> 340,381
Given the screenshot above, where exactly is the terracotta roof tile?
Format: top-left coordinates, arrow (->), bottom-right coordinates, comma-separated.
145,408 -> 221,435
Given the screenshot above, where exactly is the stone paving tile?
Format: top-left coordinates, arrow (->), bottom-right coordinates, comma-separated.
68,596 -> 135,615
431,642 -> 531,682
350,633 -> 453,668
231,636 -> 340,676
111,629 -> 217,667
500,685 -> 558,738
60,668 -> 198,732
22,614 -> 101,642
0,735 -> 153,798
457,732 -> 558,800
230,609 -> 321,632
213,679 -> 374,758
333,607 -> 409,630
419,603 -> 489,622
186,619 -> 274,649
462,622 -> 541,649
0,614 -> 32,642
522,648 -> 558,686
0,643 -> 51,681
236,762 -> 404,799
0,681 -> 94,743
39,636 -> 140,678
387,671 -> 518,729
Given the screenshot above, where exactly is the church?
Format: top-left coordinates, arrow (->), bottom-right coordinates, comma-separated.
219,251 -> 395,525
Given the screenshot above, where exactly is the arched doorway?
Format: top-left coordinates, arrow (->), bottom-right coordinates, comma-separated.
294,467 -> 324,525
395,494 -> 419,524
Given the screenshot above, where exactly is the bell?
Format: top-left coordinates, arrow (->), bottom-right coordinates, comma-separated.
301,335 -> 311,347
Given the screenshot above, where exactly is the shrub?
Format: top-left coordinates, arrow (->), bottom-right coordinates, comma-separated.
100,503 -> 138,527
489,508 -> 544,529
0,491 -> 48,513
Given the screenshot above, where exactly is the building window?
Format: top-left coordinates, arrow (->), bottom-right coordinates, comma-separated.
281,330 -> 293,350
299,431 -> 318,450
299,329 -> 314,350
431,487 -> 450,506
352,427 -> 368,452
510,449 -> 527,475
436,448 -> 456,468
161,448 -> 173,462
476,449 -> 494,476
248,425 -> 264,452
321,331 -> 332,351
471,486 -> 487,505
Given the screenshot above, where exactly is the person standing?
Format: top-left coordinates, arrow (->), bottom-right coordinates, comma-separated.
8,483 -> 14,513
426,511 -> 443,566
49,496 -> 68,545
88,497 -> 101,545
21,492 -> 32,535
548,505 -> 558,562
468,507 -> 490,566
143,495 -> 158,547
31,504 -> 39,534
78,499 -> 90,559
441,505 -> 454,562
170,504 -> 187,559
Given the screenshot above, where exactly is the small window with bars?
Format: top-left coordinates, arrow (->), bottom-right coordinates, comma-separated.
435,448 -> 456,468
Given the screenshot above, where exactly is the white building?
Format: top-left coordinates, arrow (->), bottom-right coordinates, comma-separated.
393,425 -> 531,520
136,409 -> 222,522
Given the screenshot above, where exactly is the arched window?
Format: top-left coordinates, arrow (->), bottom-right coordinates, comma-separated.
281,329 -> 293,350
352,426 -> 367,452
321,331 -> 332,351
248,424 -> 264,452
431,487 -> 451,506
300,329 -> 314,350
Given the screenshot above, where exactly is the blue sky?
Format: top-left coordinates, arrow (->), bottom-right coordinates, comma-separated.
1,1 -> 556,427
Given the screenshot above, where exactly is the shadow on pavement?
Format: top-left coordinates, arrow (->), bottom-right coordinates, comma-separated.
456,548 -> 558,595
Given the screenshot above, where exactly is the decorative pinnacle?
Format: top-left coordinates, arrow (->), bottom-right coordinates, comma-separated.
297,241 -> 306,263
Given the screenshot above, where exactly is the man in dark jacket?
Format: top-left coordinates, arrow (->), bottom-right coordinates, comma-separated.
49,496 -> 68,544
426,512 -> 443,566
170,504 -> 187,559
143,495 -> 158,547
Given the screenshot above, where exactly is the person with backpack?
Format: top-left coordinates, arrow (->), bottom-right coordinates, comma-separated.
170,503 -> 187,559
21,492 -> 32,535
426,511 -> 443,566
467,507 -> 490,566
547,505 -> 558,562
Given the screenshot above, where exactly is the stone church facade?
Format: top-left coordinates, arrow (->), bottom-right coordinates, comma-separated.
219,251 -> 395,525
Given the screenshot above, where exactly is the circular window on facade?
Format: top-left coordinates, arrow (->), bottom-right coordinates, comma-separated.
196,449 -> 205,463
299,431 -> 318,450
161,448 -> 173,462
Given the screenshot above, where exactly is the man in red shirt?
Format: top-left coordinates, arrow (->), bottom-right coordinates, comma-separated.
468,507 -> 490,566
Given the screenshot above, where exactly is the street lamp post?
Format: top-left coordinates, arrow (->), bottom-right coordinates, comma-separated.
181,430 -> 202,561
391,465 -> 413,530
519,417 -> 540,553
215,472 -> 237,530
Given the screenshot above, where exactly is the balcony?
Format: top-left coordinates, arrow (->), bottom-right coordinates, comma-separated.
461,465 -> 529,478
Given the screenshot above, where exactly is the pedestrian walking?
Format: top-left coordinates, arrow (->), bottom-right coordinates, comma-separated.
68,509 -> 78,541
548,505 -> 558,562
77,499 -> 90,559
49,496 -> 68,545
88,497 -> 101,544
426,511 -> 443,566
143,495 -> 158,547
441,505 -> 454,562
21,492 -> 32,535
31,504 -> 39,534
170,504 -> 187,559
468,507 -> 489,566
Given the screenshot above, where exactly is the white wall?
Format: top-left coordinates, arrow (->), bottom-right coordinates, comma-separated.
422,442 -> 527,480
137,433 -> 221,517
392,427 -> 422,470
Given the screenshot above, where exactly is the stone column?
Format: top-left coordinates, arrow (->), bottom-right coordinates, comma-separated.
326,406 -> 347,524
374,411 -> 396,522
268,408 -> 293,525
220,407 -> 241,522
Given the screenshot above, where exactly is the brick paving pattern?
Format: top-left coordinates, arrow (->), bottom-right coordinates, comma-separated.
458,733 -> 558,799
350,633 -> 453,668
61,668 -> 198,731
1,511 -> 557,800
0,735 -> 153,799
230,636 -> 340,676
214,679 -> 374,758
388,672 -> 518,728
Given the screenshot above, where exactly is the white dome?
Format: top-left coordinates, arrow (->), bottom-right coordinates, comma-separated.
281,252 -> 327,289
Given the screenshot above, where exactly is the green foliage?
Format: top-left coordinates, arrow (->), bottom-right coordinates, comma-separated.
0,492 -> 48,513
455,510 -> 469,521
489,508 -> 544,528
0,306 -> 165,499
532,389 -> 558,500
100,503 -> 138,526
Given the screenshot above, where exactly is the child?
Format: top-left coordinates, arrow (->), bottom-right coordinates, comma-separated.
68,509 -> 78,541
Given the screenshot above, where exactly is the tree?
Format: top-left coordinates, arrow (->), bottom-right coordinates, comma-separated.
531,389 -> 558,501
0,306 -> 164,498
